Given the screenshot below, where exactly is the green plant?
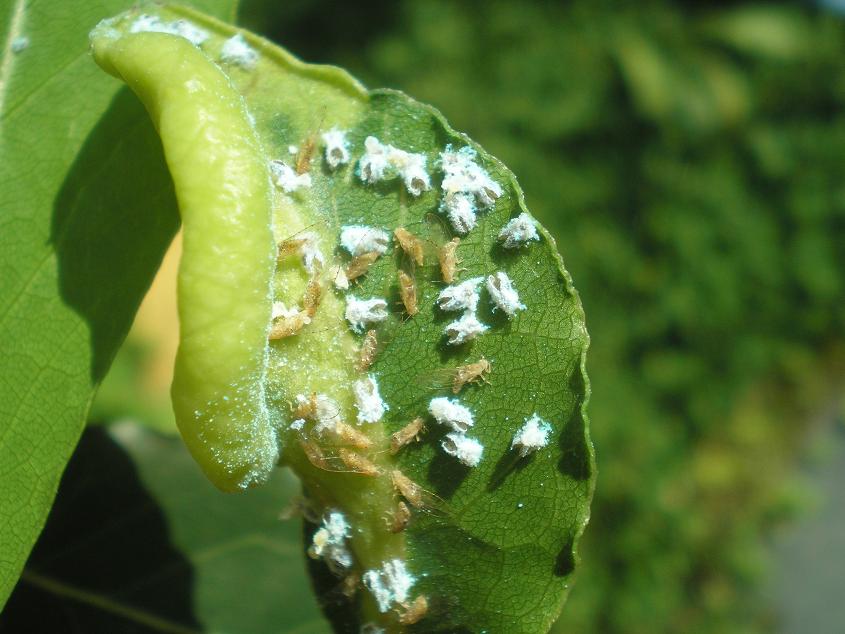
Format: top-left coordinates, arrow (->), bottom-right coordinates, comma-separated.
1,3 -> 592,632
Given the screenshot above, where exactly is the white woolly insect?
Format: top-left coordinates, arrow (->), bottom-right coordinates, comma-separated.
428,397 -> 474,433
308,510 -> 353,571
288,145 -> 298,155
90,17 -> 121,41
443,192 -> 477,234
440,145 -> 503,206
278,232 -> 323,274
340,225 -> 390,256
437,277 -> 484,312
289,418 -> 306,432
293,393 -> 341,435
345,296 -> 388,333
353,375 -> 388,424
402,156 -> 431,196
170,20 -> 209,46
322,128 -> 351,169
441,432 -> 484,467
498,212 -> 540,248
358,136 -> 391,183
299,232 -> 324,274
315,396 -> 340,426
11,36 -> 29,53
357,136 -> 430,195
438,145 -> 503,233
220,33 -> 258,68
270,160 -> 312,193
329,265 -> 350,291
486,271 -> 525,317
129,15 -> 209,46
130,14 -> 163,33
362,559 -> 415,613
387,147 -> 431,196
444,312 -> 488,345
272,301 -> 301,320
512,413 -> 553,457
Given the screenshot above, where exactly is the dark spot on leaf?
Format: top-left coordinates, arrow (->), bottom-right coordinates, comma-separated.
558,414 -> 592,482
558,368 -> 592,481
477,297 -> 512,330
437,335 -> 477,362
553,536 -> 576,578
385,276 -> 404,317
487,447 -> 531,492
427,450 -> 470,500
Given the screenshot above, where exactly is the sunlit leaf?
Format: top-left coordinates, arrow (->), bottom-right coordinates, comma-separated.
0,0 -> 239,607
90,4 -> 594,631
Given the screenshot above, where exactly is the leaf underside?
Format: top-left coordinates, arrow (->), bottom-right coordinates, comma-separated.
2,0 -> 594,630
131,6 -> 594,631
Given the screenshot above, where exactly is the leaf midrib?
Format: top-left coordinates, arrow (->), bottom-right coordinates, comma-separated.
19,570 -> 201,634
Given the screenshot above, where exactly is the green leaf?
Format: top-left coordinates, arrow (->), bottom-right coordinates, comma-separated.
89,4 -> 594,631
0,0 -> 239,607
1,424 -> 328,633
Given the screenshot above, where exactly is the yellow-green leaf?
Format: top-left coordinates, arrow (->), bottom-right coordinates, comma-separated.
88,4 -> 594,631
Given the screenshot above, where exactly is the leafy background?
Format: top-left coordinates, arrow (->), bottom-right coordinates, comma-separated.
3,0 -> 845,633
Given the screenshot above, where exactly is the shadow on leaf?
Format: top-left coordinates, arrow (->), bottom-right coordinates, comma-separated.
50,87 -> 180,384
558,364 -> 593,482
0,427 -> 199,633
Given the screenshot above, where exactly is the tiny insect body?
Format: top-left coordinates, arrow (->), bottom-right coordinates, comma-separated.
291,393 -> 315,420
291,392 -> 321,420
390,469 -> 445,512
355,329 -> 378,372
296,135 -> 316,174
300,439 -> 361,474
338,448 -> 381,476
277,236 -> 308,260
390,417 -> 426,454
332,422 -> 373,450
452,357 -> 491,393
341,572 -> 359,598
300,439 -> 332,471
303,278 -> 323,318
389,500 -> 412,533
397,269 -> 419,317
420,358 -> 493,393
394,227 -> 425,266
295,115 -> 325,174
438,237 -> 461,283
292,392 -> 333,421
398,595 -> 429,625
345,251 -> 380,282
269,310 -> 311,339
391,470 -> 423,508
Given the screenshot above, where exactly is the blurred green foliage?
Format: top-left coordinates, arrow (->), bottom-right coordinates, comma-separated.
234,0 -> 845,631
